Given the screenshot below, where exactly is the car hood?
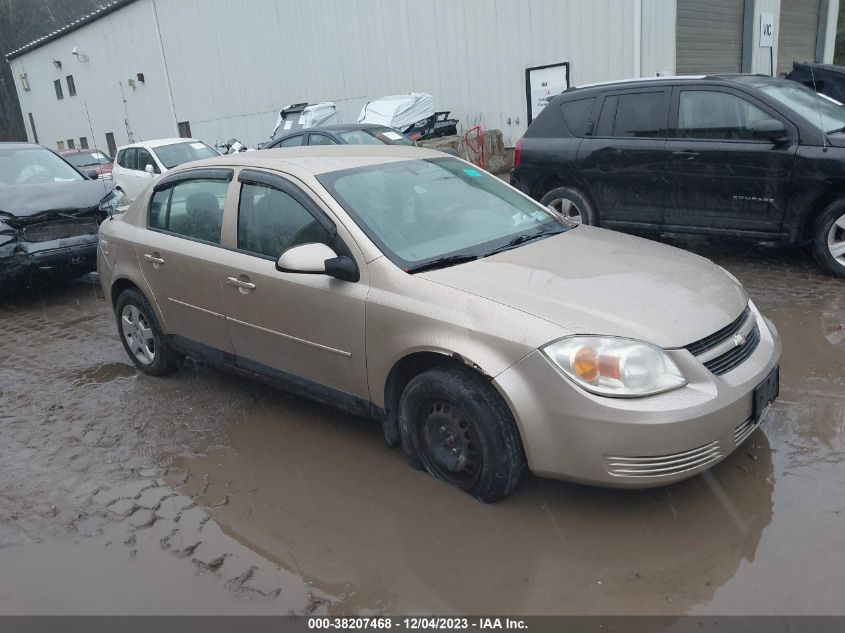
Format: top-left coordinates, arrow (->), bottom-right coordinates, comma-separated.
0,179 -> 114,218
417,226 -> 748,349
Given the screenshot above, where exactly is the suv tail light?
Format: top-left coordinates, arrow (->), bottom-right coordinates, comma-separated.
513,138 -> 523,169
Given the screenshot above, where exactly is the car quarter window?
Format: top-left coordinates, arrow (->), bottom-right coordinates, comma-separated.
148,178 -> 229,244
307,133 -> 338,146
560,98 -> 596,136
677,90 -> 770,140
237,182 -> 333,259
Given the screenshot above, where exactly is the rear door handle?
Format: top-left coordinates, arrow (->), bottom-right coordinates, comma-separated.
672,150 -> 700,160
227,276 -> 256,291
143,253 -> 165,266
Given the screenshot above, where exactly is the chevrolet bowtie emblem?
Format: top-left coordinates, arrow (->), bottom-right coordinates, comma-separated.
732,333 -> 747,347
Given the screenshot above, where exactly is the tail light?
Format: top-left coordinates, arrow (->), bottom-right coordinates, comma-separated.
513,138 -> 523,169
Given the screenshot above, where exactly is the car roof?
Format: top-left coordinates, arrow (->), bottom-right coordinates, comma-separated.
174,145 -> 450,175
790,61 -> 845,74
564,73 -> 780,95
270,123 -> 392,140
117,138 -> 204,150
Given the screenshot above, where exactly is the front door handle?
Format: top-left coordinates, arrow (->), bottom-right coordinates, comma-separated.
227,276 -> 256,292
672,150 -> 700,160
143,253 -> 165,267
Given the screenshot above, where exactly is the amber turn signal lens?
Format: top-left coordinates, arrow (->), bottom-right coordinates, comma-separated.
573,347 -> 599,382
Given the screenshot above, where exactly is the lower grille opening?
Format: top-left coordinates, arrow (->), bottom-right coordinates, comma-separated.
734,417 -> 757,446
605,441 -> 722,478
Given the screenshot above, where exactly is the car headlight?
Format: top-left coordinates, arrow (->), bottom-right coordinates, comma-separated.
542,336 -> 687,398
99,189 -> 129,215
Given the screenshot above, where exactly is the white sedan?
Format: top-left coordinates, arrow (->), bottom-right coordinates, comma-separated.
111,138 -> 218,201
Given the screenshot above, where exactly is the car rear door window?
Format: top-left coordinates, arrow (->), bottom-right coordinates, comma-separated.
122,148 -> 138,171
149,179 -> 229,244
677,90 -> 770,140
275,135 -> 303,148
610,91 -> 666,137
237,182 -> 332,259
307,133 -> 338,146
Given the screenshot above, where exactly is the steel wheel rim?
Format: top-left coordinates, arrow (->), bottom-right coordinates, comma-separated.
121,304 -> 156,365
548,197 -> 583,224
828,213 -> 845,265
417,398 -> 482,488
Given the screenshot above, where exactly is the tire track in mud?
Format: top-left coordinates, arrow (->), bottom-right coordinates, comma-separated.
0,281 -> 335,612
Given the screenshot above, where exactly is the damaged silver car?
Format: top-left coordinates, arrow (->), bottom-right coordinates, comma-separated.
0,142 -> 127,286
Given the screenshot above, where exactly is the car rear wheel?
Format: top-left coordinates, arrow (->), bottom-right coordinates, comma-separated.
398,365 -> 525,502
812,203 -> 845,278
115,287 -> 179,375
540,186 -> 597,226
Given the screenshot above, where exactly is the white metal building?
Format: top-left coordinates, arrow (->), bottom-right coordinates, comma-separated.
6,0 -> 840,152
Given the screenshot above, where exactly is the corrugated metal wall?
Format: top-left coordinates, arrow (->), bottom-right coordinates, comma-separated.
676,0 -> 745,74
153,0 -> 675,147
778,0 -> 821,75
9,0 -> 175,152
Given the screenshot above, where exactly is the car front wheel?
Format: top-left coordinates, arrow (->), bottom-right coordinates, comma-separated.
398,365 -> 526,502
812,202 -> 845,277
115,287 -> 179,375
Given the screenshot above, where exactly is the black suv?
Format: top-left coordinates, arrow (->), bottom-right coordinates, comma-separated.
510,75 -> 845,276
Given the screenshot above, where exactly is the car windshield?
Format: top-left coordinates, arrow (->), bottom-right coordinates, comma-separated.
64,151 -> 111,167
151,141 -> 219,169
0,147 -> 84,185
319,158 -> 567,271
755,81 -> 845,133
338,128 -> 415,146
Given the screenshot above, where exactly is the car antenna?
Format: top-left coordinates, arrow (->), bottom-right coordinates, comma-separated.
83,101 -> 115,214
809,64 -> 829,153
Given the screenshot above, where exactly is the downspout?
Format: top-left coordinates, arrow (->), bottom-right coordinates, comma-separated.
150,0 -> 179,135
634,0 -> 642,77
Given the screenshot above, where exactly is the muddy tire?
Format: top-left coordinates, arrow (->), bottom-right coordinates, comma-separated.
812,202 -> 845,278
115,287 -> 179,376
398,365 -> 525,502
540,186 -> 597,226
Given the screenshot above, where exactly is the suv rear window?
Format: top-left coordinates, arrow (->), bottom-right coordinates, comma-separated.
597,91 -> 665,138
561,98 -> 595,137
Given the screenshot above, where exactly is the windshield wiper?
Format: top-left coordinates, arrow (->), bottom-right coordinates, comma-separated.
405,253 -> 479,274
485,227 -> 565,257
826,125 -> 845,135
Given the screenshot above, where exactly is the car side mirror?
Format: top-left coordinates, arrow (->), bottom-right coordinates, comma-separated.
752,119 -> 789,143
145,163 -> 155,175
276,242 -> 359,282
85,169 -> 99,179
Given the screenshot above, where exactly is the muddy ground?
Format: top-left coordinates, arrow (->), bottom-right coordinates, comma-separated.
0,235 -> 843,616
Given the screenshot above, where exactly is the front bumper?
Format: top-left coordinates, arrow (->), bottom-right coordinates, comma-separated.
0,235 -> 98,283
494,309 -> 781,487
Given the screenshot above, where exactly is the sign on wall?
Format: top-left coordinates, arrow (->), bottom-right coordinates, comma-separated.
760,12 -> 775,48
525,62 -> 570,125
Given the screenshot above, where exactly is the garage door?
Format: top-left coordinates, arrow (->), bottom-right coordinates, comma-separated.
676,0 -> 745,74
778,0 -> 821,76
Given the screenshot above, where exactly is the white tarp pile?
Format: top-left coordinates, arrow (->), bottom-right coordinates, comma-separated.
271,102 -> 337,137
357,93 -> 435,131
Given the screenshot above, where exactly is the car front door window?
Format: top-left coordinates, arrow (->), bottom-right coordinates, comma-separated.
237,182 -> 333,258
677,90 -> 770,140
